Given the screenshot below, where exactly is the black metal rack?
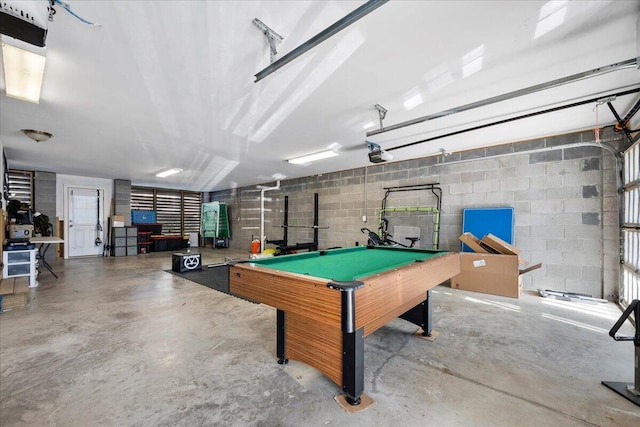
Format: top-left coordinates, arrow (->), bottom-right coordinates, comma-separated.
602,299 -> 640,407
267,193 -> 327,254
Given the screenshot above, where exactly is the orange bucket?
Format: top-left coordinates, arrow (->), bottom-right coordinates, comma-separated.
251,240 -> 261,254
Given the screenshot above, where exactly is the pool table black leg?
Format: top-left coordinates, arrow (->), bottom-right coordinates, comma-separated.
422,289 -> 434,337
341,287 -> 364,405
326,280 -> 366,405
343,326 -> 364,405
276,309 -> 288,364
398,289 -> 434,336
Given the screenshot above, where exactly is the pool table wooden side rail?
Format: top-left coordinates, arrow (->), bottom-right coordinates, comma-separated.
356,251 -> 460,335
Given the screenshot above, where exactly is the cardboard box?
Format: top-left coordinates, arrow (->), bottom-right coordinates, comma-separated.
480,233 -> 521,254
459,232 -> 488,253
111,215 -> 125,228
0,277 -> 31,310
0,292 -> 29,310
452,232 -> 541,298
14,277 -> 30,293
0,279 -> 14,295
451,253 -> 541,298
458,232 -> 502,254
480,233 -> 528,267
0,277 -> 30,295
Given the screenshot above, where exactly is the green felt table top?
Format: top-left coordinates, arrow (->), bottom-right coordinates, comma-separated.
247,246 -> 447,282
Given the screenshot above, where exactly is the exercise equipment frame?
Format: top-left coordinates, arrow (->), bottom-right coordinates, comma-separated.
378,183 -> 442,249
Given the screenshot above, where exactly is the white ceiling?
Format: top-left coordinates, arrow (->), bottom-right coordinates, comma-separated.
1,0 -> 639,192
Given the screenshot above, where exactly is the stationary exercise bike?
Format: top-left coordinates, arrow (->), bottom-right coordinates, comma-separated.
360,224 -> 420,248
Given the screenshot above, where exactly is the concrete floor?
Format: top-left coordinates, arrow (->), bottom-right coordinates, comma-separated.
1,249 -> 638,426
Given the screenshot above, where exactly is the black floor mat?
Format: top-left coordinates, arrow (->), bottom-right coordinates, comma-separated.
165,265 -> 258,303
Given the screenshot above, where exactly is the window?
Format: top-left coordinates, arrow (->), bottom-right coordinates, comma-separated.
183,191 -> 202,235
131,186 -> 202,236
622,140 -> 639,309
130,186 -> 154,212
156,190 -> 181,235
7,169 -> 33,208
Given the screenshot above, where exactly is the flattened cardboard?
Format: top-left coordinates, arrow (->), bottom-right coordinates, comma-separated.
451,253 -> 540,298
335,393 -> 375,413
413,329 -> 439,342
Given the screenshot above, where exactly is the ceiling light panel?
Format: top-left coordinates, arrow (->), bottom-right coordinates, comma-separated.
156,168 -> 183,178
2,42 -> 46,103
288,149 -> 338,165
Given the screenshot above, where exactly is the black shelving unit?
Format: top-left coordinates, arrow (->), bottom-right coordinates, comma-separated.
133,223 -> 162,253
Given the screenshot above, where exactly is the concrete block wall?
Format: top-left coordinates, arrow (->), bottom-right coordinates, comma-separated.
113,179 -> 132,226
34,171 -> 57,262
34,171 -> 56,227
211,126 -> 624,299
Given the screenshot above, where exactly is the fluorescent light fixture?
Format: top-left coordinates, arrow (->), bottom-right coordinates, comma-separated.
2,42 -> 46,103
155,168 -> 183,178
287,149 -> 338,165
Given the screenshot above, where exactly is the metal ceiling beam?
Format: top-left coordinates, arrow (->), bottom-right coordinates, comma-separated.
385,86 -> 640,153
367,58 -> 639,137
622,97 -> 640,124
254,0 -> 389,82
606,101 -> 636,148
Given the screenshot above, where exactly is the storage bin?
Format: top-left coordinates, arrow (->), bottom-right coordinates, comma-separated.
131,210 -> 156,224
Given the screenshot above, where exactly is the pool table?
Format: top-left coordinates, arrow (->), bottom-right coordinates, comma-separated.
229,246 -> 460,405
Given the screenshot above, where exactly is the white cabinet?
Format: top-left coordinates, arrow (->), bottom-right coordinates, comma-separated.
3,249 -> 37,288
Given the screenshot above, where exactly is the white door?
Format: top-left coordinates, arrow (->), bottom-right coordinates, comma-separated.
68,188 -> 103,257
